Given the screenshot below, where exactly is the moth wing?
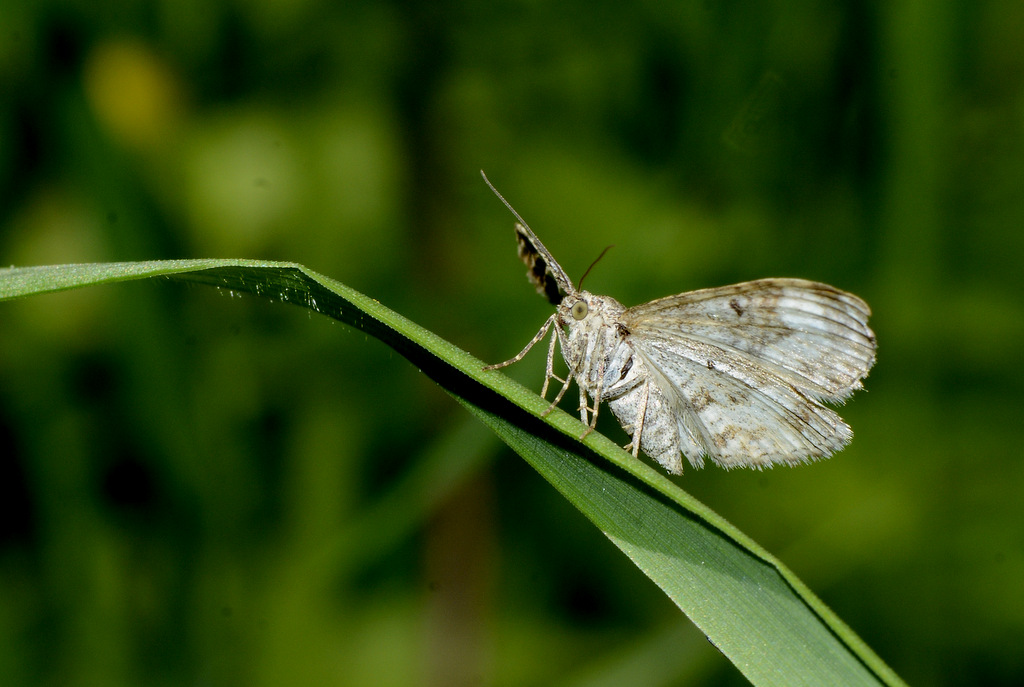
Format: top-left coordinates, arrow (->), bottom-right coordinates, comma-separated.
631,341 -> 852,469
622,279 -> 876,401
621,279 -> 876,469
513,222 -> 570,306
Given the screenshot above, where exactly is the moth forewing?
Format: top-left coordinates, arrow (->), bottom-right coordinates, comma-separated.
621,279 -> 876,403
479,172 -> 575,303
514,223 -> 571,305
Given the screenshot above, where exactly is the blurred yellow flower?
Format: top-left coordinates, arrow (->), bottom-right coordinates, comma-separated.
83,38 -> 184,150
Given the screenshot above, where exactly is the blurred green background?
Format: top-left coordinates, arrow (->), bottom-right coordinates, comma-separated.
1,0 -> 1022,685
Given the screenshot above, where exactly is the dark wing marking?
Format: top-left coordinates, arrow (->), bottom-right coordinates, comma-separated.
514,223 -> 566,305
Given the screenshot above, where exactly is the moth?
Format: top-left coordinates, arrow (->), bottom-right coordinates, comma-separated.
481,172 -> 877,474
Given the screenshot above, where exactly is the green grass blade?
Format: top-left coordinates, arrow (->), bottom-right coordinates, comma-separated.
0,260 -> 905,686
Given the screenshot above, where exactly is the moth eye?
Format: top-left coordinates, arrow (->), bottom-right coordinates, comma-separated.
571,300 -> 589,320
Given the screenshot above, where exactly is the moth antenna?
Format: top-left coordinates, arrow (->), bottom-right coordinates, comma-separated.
480,170 -> 575,295
480,171 -> 533,235
577,245 -> 613,290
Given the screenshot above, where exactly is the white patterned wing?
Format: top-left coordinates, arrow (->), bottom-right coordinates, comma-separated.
621,279 -> 876,469
633,338 -> 855,469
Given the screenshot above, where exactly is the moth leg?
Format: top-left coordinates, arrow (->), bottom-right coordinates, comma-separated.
540,324 -> 573,416
589,355 -> 606,429
577,396 -> 595,439
577,385 -> 590,426
483,315 -> 554,370
542,373 -> 573,417
578,357 -> 606,439
624,380 -> 650,458
539,321 -> 563,399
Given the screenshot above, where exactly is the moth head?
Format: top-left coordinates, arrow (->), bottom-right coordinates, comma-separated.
570,299 -> 589,320
558,291 -> 627,331
555,295 -> 590,331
